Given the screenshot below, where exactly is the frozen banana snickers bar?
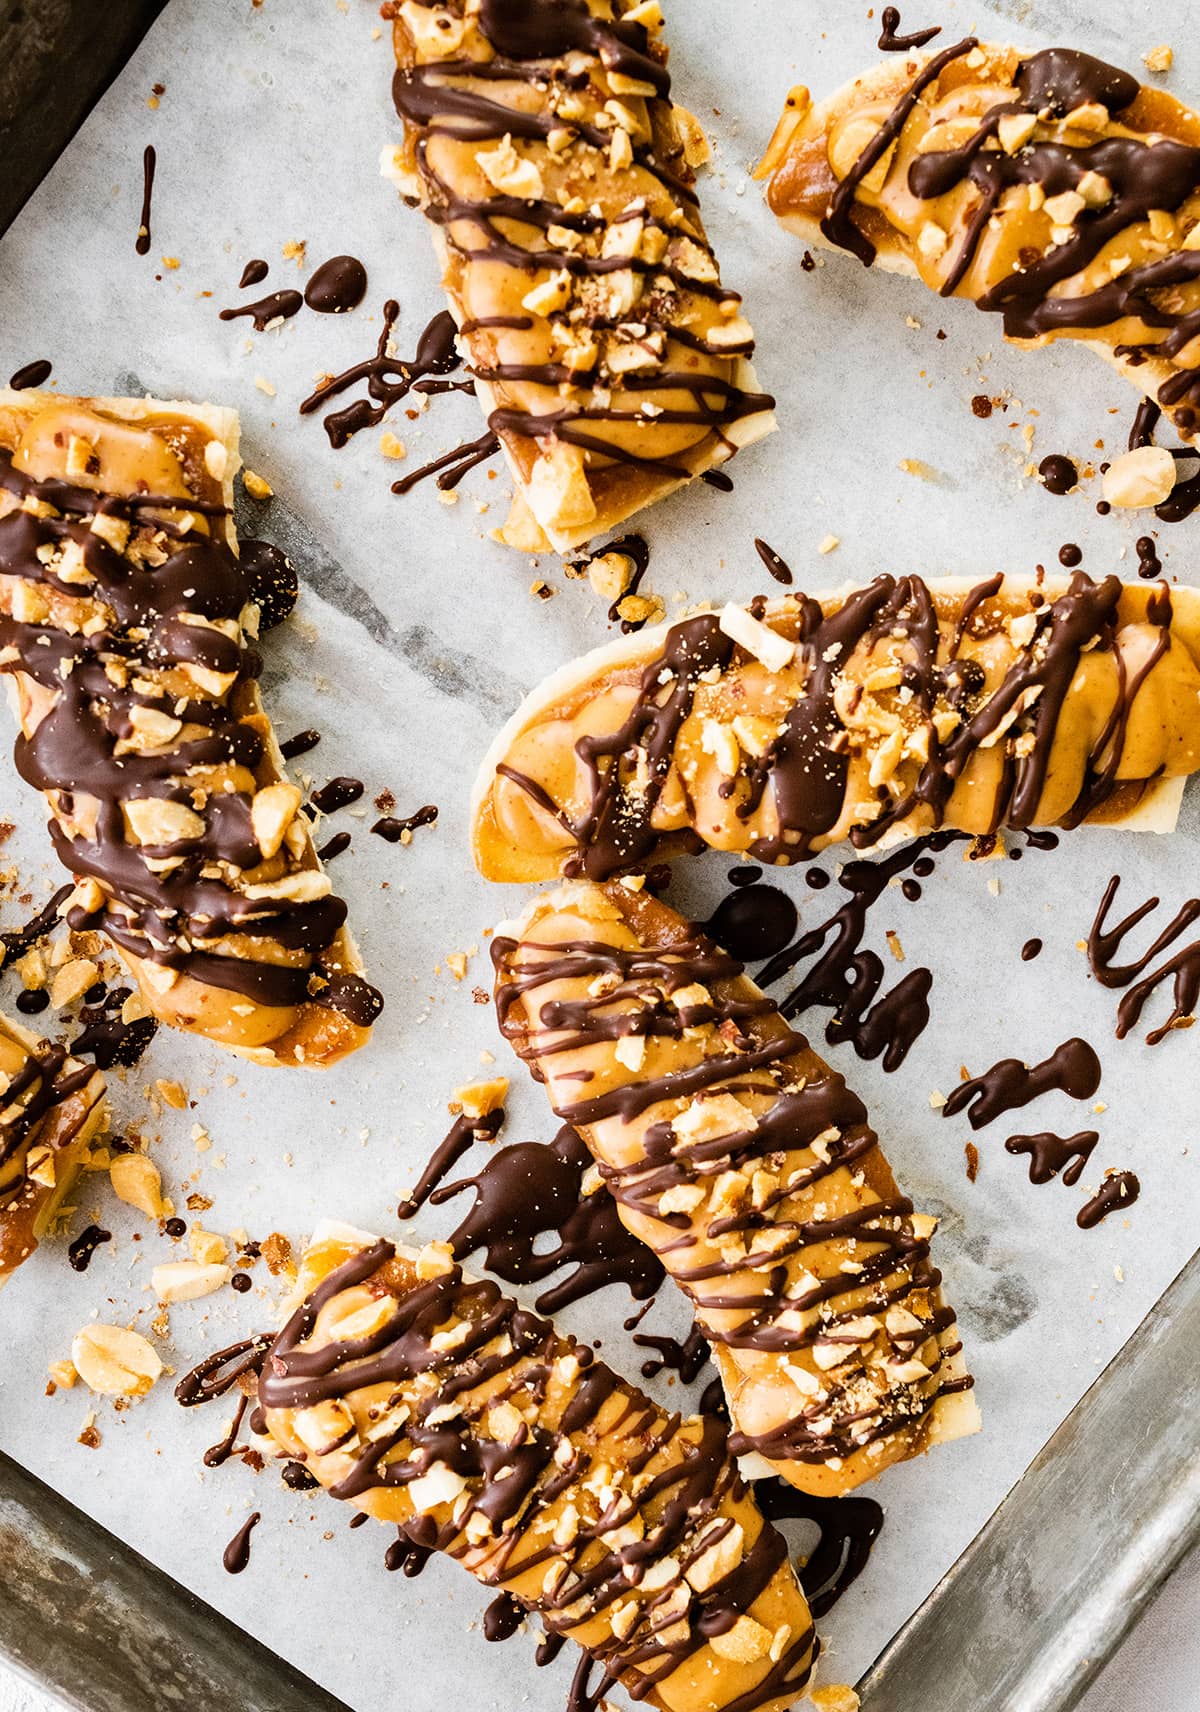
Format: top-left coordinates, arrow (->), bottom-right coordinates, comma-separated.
231,1223 -> 816,1711
0,1012 -> 106,1283
385,0 -> 775,551
493,882 -> 979,1495
758,40 -> 1200,446
472,573 -> 1200,881
0,390 -> 380,1067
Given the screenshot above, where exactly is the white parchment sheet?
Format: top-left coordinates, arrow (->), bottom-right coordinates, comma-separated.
0,1 -> 1197,1706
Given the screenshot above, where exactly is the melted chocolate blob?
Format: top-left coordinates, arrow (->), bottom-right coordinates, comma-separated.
311,777 -> 364,814
372,806 -> 439,842
1038,454 -> 1078,494
1078,1170 -> 1140,1228
222,1512 -> 260,1574
433,1122 -> 664,1314
1058,543 -> 1082,568
238,259 -> 269,289
1021,937 -> 1043,962
67,1223 -> 111,1272
135,144 -> 155,256
219,290 -> 304,331
305,255 -> 369,315
942,1037 -> 1102,1129
1005,1129 -> 1097,1186
239,539 -> 298,630
9,359 -> 52,391
704,883 -> 798,964
1135,536 -> 1163,579
280,728 -> 321,761
756,1479 -> 884,1618
754,538 -> 793,585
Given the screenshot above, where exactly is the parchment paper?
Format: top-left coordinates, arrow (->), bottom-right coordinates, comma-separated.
0,1 -> 1196,1706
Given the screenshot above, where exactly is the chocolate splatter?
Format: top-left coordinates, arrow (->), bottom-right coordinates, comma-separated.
219,290 -> 304,331
1135,536 -> 1163,579
1004,1129 -> 1098,1186
67,1224 -> 111,1272
238,259 -> 269,289
9,360 -> 52,391
942,1037 -> 1102,1130
704,883 -> 798,964
568,535 -> 653,631
222,1512 -> 260,1574
311,777 -> 364,814
754,537 -> 793,585
1088,874 -> 1200,1044
1078,1170 -> 1140,1228
877,8 -> 941,52
135,144 -> 155,256
390,429 -> 501,497
1038,454 -> 1077,495
372,806 -> 439,842
280,728 -> 321,761
305,255 -> 369,315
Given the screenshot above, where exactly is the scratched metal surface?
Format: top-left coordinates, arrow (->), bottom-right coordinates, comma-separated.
0,0 -> 1197,1709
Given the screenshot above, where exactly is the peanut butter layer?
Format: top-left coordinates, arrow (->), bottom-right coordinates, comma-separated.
471,573 -> 1200,883
758,41 -> 1200,444
493,883 -> 979,1497
384,0 -> 775,551
245,1223 -> 815,1711
0,389 -> 381,1068
0,1012 -> 106,1283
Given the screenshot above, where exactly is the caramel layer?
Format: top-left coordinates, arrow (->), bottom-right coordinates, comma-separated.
759,41 -> 1200,442
493,882 -> 978,1497
471,574 -> 1200,883
385,0 -> 775,550
0,390 -> 380,1068
250,1224 -> 816,1712
0,1012 -> 106,1283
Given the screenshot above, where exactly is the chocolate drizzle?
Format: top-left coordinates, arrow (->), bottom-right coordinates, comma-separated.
820,40 -> 1200,438
942,1037 -> 1102,1129
1087,874 -> 1200,1043
0,448 -> 379,1031
753,539 -> 793,585
755,1481 -> 884,1619
1126,401 -> 1200,522
758,833 -> 963,1072
135,144 -> 155,256
877,9 -> 941,53
568,536 -> 653,631
498,572 -> 1178,885
0,1036 -> 99,1210
300,303 -> 462,448
251,1241 -> 816,1707
389,1 -> 773,488
494,901 -> 969,1470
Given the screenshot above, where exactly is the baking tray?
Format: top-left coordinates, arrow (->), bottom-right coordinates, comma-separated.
0,0 -> 1197,1708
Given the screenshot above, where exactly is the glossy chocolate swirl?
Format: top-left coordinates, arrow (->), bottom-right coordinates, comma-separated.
473,574 -> 1200,884
492,881 -> 977,1497
247,1229 -> 817,1712
386,0 -> 774,548
0,395 -> 380,1066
